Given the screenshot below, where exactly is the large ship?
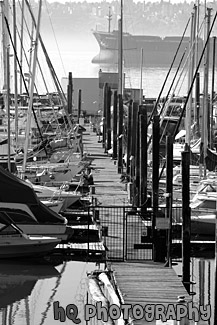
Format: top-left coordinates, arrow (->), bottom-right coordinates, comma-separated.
91,29 -> 204,67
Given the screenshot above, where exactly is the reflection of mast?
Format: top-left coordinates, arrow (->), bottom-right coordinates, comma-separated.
39,261 -> 67,325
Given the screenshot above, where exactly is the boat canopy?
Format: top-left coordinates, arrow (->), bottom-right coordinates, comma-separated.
0,166 -> 66,224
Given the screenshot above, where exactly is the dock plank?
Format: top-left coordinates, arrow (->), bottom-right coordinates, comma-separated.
111,262 -> 190,325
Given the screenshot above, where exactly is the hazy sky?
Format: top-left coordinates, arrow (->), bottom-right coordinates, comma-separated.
46,0 -> 194,3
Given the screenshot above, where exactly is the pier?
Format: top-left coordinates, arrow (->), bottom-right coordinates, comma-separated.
81,125 -> 192,322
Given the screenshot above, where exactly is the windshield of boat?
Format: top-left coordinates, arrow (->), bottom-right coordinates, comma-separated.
0,209 -> 38,224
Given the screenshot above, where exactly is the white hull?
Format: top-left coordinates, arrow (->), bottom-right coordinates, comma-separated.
0,235 -> 60,258
19,224 -> 68,241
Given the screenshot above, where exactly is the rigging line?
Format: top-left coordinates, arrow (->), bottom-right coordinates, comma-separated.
24,0 -> 66,103
150,15 -> 206,151
44,0 -> 67,77
14,22 -> 39,95
159,49 -> 187,144
4,16 -> 46,154
147,16 -> 191,126
170,15 -> 206,99
158,49 -> 187,119
159,9 -> 217,181
17,0 -> 54,98
24,0 -> 74,131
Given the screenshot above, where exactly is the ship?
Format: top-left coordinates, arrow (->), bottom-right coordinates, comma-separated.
91,29 -> 204,67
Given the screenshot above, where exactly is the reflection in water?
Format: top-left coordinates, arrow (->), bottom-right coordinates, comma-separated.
0,259 -> 99,325
173,257 -> 214,325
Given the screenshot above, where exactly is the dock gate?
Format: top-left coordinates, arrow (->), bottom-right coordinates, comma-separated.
93,205 -> 182,262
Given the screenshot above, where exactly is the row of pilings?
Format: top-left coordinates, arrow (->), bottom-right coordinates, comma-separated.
100,83 -> 192,292
101,83 -> 158,211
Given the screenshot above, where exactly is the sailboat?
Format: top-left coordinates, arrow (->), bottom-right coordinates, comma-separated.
1,0 -> 91,186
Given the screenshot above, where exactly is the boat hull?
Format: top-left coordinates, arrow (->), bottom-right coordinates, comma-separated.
19,224 -> 68,241
91,31 -> 205,67
0,236 -> 60,258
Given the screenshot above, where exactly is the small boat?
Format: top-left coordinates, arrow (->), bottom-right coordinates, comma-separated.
31,182 -> 83,211
0,202 -> 68,241
0,219 -> 60,259
0,166 -> 69,241
41,199 -> 64,213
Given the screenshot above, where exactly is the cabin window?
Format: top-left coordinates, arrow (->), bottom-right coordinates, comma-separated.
0,209 -> 37,224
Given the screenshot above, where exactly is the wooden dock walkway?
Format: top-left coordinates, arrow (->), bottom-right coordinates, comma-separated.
111,261 -> 190,324
82,125 -> 191,324
82,127 -> 128,206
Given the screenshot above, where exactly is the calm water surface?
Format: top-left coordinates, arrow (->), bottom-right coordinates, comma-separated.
0,259 -> 101,325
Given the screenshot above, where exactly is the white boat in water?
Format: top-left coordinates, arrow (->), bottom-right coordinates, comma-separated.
0,202 -> 68,241
32,183 -> 83,210
0,221 -> 60,259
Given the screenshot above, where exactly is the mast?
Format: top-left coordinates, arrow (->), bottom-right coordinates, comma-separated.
185,8 -> 196,147
201,7 -> 211,177
210,36 -> 216,149
12,0 -> 19,150
107,6 -> 112,33
2,0 -> 11,171
139,48 -> 143,105
19,0 -> 25,94
118,0 -> 123,96
22,0 -> 42,171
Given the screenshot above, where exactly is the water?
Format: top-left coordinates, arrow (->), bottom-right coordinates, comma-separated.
42,39 -> 217,100
0,259 -> 101,325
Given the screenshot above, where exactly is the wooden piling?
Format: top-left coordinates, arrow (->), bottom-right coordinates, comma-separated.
165,135 -> 173,267
126,100 -> 133,175
102,83 -> 108,150
67,72 -> 73,115
77,89 -> 81,122
130,102 -> 139,204
152,115 -> 160,262
112,90 -> 118,160
139,106 -> 147,210
182,148 -> 191,294
118,94 -> 123,174
135,105 -> 140,207
106,87 -> 112,151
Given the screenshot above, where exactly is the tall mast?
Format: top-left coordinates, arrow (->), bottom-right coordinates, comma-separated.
22,0 -> 42,171
13,0 -> 19,150
19,0 -> 25,94
118,0 -> 123,96
201,7 -> 211,177
210,36 -> 216,149
185,7 -> 196,147
107,6 -> 112,33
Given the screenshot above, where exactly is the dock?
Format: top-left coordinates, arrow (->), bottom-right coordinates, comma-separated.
81,125 -> 192,323
111,262 -> 190,324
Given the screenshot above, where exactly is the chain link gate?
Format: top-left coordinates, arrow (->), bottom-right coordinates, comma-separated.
93,205 -> 153,261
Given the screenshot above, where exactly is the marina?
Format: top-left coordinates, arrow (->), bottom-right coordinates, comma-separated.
0,0 -> 217,324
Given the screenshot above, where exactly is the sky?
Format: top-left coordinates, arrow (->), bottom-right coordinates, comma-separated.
46,0 -> 195,3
